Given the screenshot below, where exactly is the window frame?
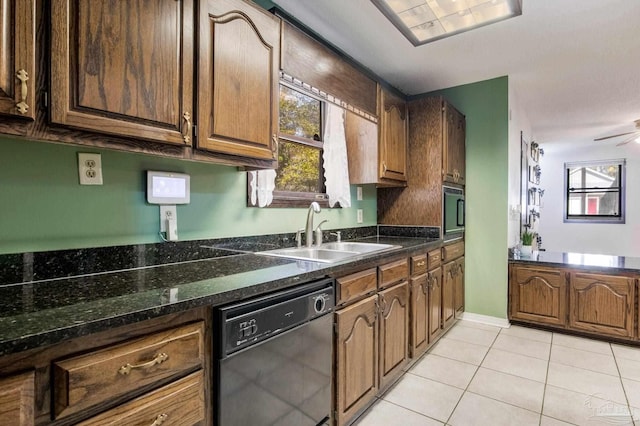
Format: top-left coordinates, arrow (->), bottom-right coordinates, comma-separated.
247,82 -> 331,208
563,159 -> 626,224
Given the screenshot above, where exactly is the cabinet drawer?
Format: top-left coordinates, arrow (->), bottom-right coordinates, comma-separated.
77,371 -> 204,426
337,268 -> 377,305
0,371 -> 34,426
442,241 -> 464,261
53,322 -> 204,419
379,258 -> 409,289
410,254 -> 427,276
427,249 -> 441,270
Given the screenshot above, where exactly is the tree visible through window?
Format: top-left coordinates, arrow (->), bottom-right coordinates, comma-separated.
271,84 -> 328,206
564,159 -> 625,223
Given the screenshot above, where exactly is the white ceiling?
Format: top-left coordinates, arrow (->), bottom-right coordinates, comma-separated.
272,0 -> 640,147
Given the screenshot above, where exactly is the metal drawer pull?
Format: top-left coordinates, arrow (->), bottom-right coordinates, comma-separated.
415,260 -> 425,267
16,69 -> 29,114
118,352 -> 169,375
182,112 -> 192,144
151,413 -> 169,426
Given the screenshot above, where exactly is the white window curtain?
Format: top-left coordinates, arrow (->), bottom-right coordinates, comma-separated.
248,169 -> 276,207
322,104 -> 351,208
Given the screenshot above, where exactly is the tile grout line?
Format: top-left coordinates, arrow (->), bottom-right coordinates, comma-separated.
443,324 -> 502,425
539,332 -> 554,426
610,343 -> 638,426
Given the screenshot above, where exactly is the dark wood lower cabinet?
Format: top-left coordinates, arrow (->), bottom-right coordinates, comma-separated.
509,263 -> 639,341
410,274 -> 428,358
454,257 -> 464,317
442,261 -> 456,330
0,371 -> 34,425
378,281 -> 409,390
509,265 -> 567,327
428,267 -> 443,343
569,272 -> 635,339
334,295 -> 378,426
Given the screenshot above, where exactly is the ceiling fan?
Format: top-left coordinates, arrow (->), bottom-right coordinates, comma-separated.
594,119 -> 640,146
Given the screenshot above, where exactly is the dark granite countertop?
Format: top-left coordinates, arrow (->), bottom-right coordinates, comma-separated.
0,234 -> 440,357
509,250 -> 640,273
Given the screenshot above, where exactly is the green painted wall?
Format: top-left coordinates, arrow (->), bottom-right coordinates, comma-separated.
425,76 -> 510,319
0,136 -> 376,254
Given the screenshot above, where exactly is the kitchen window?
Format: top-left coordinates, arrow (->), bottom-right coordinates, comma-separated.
564,159 -> 626,223
248,84 -> 329,208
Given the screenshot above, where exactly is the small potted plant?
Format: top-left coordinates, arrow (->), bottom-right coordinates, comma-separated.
521,229 -> 535,257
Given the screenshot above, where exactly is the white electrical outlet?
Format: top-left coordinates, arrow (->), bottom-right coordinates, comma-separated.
160,205 -> 177,233
78,153 -> 103,185
357,209 -> 363,223
356,186 -> 363,201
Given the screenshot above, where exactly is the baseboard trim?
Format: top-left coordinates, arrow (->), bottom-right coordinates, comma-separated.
459,312 -> 510,328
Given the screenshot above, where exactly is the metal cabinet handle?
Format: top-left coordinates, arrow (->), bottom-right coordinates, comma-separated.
151,413 -> 169,426
379,295 -> 387,313
415,260 -> 426,267
118,352 -> 169,375
421,277 -> 429,295
15,69 -> 29,114
382,162 -> 388,173
182,112 -> 192,144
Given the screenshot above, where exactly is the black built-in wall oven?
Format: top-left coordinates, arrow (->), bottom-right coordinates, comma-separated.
443,186 -> 465,240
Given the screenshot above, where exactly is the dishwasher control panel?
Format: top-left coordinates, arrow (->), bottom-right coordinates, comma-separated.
216,278 -> 335,357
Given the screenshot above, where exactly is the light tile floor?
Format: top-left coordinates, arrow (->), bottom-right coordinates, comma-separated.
354,320 -> 640,426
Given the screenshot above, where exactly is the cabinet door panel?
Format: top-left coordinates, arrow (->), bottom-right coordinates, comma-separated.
509,266 -> 566,326
0,371 -> 34,426
428,267 -> 442,342
50,0 -> 193,145
569,272 -> 635,338
379,88 -> 407,182
379,281 -> 409,389
198,0 -> 279,162
410,274 -> 428,358
442,261 -> 455,329
0,0 -> 35,119
443,103 -> 465,185
454,257 -> 464,317
335,295 -> 378,426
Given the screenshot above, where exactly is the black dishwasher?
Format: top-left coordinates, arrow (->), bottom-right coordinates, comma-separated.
214,278 -> 335,426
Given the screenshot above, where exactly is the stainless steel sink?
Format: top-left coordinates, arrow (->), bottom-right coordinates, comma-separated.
255,242 -> 400,263
319,242 -> 397,253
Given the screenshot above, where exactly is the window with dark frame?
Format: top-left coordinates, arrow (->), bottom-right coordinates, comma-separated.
564,159 -> 626,223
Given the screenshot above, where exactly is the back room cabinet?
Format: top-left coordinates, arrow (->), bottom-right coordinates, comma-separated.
197,0 -> 280,163
569,272 -> 635,338
509,265 -> 567,327
0,0 -> 36,119
50,0 -> 194,145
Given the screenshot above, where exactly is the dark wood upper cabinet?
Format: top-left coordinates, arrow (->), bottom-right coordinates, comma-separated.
197,0 -> 279,164
49,0 -> 194,146
346,86 -> 407,187
378,87 -> 408,183
0,0 -> 36,119
443,102 -> 465,185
